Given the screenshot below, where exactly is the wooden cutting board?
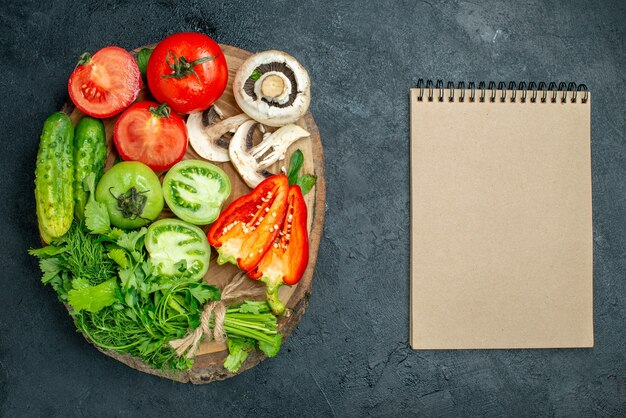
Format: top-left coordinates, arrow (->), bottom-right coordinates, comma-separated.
60,43 -> 325,384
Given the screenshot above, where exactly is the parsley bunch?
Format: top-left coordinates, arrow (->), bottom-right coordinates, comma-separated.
30,173 -> 283,372
30,223 -> 220,370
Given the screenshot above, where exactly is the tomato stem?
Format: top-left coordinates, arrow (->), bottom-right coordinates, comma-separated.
149,103 -> 171,118
109,187 -> 151,221
161,49 -> 218,82
75,52 -> 92,68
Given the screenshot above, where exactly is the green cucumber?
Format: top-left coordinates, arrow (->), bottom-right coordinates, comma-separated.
73,117 -> 106,220
145,218 -> 211,280
35,112 -> 74,243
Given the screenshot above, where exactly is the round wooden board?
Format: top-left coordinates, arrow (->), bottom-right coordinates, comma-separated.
61,44 -> 325,383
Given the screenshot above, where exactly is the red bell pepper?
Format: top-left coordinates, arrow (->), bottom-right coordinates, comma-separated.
248,185 -> 309,315
208,174 -> 289,271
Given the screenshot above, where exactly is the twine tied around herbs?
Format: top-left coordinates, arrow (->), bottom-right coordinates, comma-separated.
169,272 -> 265,359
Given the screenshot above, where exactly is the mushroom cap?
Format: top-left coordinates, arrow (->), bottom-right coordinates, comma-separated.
233,50 -> 311,127
187,106 -> 250,162
229,120 -> 310,189
229,120 -> 267,188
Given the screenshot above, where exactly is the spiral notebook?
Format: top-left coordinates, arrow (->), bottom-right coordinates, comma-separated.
410,81 -> 593,349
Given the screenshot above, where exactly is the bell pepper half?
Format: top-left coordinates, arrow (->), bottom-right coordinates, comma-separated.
208,174 -> 289,271
248,185 -> 309,315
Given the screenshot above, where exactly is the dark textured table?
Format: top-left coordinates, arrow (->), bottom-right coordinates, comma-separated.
1,0 -> 625,416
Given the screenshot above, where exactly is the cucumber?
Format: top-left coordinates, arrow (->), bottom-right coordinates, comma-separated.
73,117 -> 106,220
35,112 -> 74,243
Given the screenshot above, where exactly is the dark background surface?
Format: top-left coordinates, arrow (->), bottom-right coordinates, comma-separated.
1,0 -> 625,416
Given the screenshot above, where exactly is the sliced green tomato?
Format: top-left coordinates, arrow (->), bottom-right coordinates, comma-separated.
145,218 -> 211,280
162,160 -> 231,225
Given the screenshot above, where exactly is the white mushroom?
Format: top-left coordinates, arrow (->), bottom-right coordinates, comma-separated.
233,50 -> 311,127
229,120 -> 310,188
187,105 -> 250,162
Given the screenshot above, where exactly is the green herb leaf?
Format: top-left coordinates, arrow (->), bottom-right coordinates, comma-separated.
84,173 -> 111,235
167,296 -> 187,315
116,228 -> 147,252
85,200 -> 111,235
223,337 -> 255,373
39,258 -> 63,283
287,150 -> 304,185
258,333 -> 282,358
137,48 -> 152,76
296,174 -> 318,195
108,248 -> 128,269
223,350 -> 248,373
52,272 -> 73,301
28,245 -> 67,258
249,69 -> 262,81
141,260 -> 153,277
71,277 -> 91,290
286,149 -> 317,194
189,283 -> 221,304
107,228 -> 125,240
124,287 -> 138,307
237,300 -> 271,315
119,268 -> 138,292
67,278 -> 118,313
130,250 -> 144,263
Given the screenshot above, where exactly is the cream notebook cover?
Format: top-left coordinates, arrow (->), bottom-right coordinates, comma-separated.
410,81 -> 593,349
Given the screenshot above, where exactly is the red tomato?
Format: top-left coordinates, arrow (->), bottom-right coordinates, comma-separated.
146,32 -> 228,114
68,46 -> 141,118
113,101 -> 188,171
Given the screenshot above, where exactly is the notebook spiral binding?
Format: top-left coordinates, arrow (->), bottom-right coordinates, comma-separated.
416,79 -> 588,104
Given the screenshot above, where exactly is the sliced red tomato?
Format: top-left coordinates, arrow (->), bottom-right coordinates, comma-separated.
247,185 -> 309,315
208,175 -> 289,271
113,101 -> 188,171
68,46 -> 141,118
146,32 -> 228,114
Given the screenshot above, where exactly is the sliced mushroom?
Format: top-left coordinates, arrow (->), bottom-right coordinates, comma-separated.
187,105 -> 250,162
229,120 -> 310,188
233,50 -> 311,127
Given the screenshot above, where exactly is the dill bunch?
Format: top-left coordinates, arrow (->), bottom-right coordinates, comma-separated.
63,223 -> 115,285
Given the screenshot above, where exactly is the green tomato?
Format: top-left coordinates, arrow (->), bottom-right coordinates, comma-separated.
162,160 -> 231,225
145,218 -> 211,279
95,161 -> 164,229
